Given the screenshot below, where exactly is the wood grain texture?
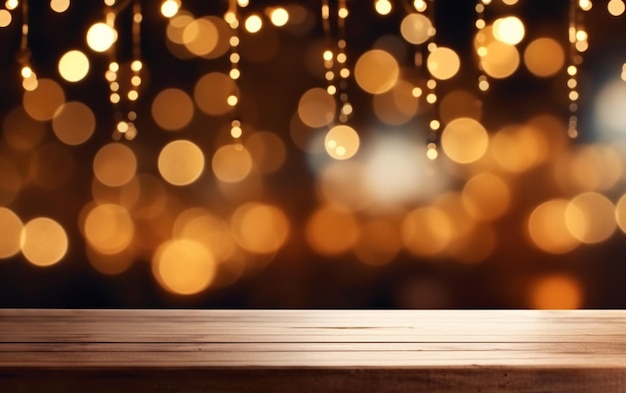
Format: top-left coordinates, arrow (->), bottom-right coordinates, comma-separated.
1,309 -> 626,392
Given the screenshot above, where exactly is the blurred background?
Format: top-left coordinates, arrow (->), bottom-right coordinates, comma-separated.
1,0 -> 626,309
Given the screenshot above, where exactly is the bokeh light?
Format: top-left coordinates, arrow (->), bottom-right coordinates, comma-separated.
565,192 -> 616,244
83,203 -> 134,255
58,50 -> 90,82
298,87 -> 336,128
0,207 -> 22,259
524,37 -> 565,77
0,9 -> 11,27
158,139 -> 205,186
492,16 -> 525,45
194,72 -> 239,115
86,22 -> 117,52
402,206 -> 453,257
325,124 -> 360,160
462,172 -> 511,221
354,49 -> 399,94
530,274 -> 583,309
21,217 -> 68,267
400,13 -> 434,45
93,143 -> 138,187
22,78 -> 66,121
427,47 -> 461,80
439,90 -> 482,123
212,144 -> 253,183
173,208 -> 236,263
480,41 -> 520,79
527,199 -> 580,254
152,239 -> 217,295
269,7 -> 289,26
3,106 -> 46,151
306,205 -> 359,255
244,14 -> 263,33
230,202 -> 290,254
373,79 -> 419,125
151,88 -> 194,131
50,0 -> 70,13
52,101 -> 96,145
183,17 -> 219,57
441,117 -> 489,164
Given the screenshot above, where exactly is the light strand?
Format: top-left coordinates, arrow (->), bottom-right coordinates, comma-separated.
475,0 -> 490,93
424,0 -> 439,160
16,0 -> 37,91
226,0 -> 242,141
336,0 -> 351,124
566,0 -> 589,139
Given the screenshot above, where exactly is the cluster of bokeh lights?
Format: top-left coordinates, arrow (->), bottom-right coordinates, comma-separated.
3,0 -> 626,308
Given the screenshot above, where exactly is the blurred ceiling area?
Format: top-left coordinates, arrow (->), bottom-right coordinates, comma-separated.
1,0 -> 626,308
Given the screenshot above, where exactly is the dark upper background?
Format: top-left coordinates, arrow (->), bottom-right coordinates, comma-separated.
1,0 -> 626,309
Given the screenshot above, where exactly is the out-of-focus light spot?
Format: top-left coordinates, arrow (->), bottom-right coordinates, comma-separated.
530,274 -> 583,309
22,78 -> 66,121
119,174 -> 168,219
268,7 -> 289,26
319,161 -> 370,211
441,117 -> 489,164
151,88 -> 194,131
152,239 -> 217,295
21,217 -> 68,267
490,125 -> 548,173
297,87 -> 336,128
593,79 -> 626,139
354,218 -> 401,266
413,0 -> 427,11
3,106 -> 46,151
50,0 -> 70,13
0,9 -> 12,27
231,202 -> 290,254
5,0 -> 18,10
578,0 -> 592,11
527,199 -> 580,254
325,124 -> 360,160
400,13 -> 434,45
173,208 -> 236,263
245,131 -> 287,174
194,72 -> 239,115
615,193 -> 626,234
608,0 -> 625,16
363,136 -> 445,206
502,0 -> 518,4
0,208 -> 22,258
524,37 -> 564,77
161,0 -> 180,17
244,14 -> 263,33
480,41 -> 520,78
93,143 -> 137,187
87,246 -> 135,275
492,16 -> 524,45
212,144 -> 253,183
306,205 -> 359,255
183,17 -> 219,57
439,89 -> 482,123
555,145 -> 622,193
462,172 -> 511,221
58,50 -> 89,82
354,49 -> 399,94
373,79 -> 419,125
30,143 -> 75,190
86,22 -> 117,53
565,192 -> 616,244
52,101 -> 95,145
0,156 -> 21,206
402,206 -> 453,257
427,47 -> 461,80
158,139 -> 205,186
375,0 -> 392,15
84,203 -> 134,255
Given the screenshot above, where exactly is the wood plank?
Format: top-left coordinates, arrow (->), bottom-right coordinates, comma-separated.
1,309 -> 626,392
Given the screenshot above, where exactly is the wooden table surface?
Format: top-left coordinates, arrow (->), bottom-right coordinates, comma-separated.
1,309 -> 626,392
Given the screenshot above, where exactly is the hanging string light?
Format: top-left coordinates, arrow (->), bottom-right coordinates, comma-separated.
566,0 -> 589,139
15,0 -> 38,91
423,0 -> 439,160
475,0 -> 491,93
225,0 -> 243,142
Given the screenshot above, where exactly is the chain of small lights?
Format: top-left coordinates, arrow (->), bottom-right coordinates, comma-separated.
322,0 -> 353,126
566,0 -> 590,139
474,0 -> 491,93
105,0 -> 142,141
421,0 -> 439,160
13,0 -> 38,91
225,0 -> 244,142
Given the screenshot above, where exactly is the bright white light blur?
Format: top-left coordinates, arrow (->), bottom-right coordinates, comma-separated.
375,0 -> 392,15
269,7 -> 289,26
244,14 -> 263,33
362,134 -> 449,206
493,16 -> 525,45
594,79 -> 626,140
161,0 -> 181,18
86,22 -> 117,52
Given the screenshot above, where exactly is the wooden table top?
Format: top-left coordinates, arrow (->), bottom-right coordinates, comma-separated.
1,309 -> 626,392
